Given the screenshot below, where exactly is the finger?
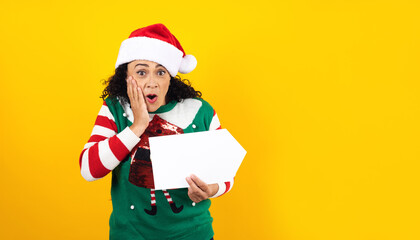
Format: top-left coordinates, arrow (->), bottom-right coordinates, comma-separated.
186,177 -> 205,202
190,174 -> 209,193
133,85 -> 147,110
128,78 -> 135,101
130,78 -> 139,104
137,87 -> 145,105
137,86 -> 144,99
131,79 -> 138,101
186,177 -> 200,191
126,76 -> 132,98
188,189 -> 203,203
126,75 -> 132,83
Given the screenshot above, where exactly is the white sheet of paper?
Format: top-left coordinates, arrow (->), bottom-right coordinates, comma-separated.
149,129 -> 246,190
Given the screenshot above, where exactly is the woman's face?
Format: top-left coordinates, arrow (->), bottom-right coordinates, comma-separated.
127,60 -> 171,112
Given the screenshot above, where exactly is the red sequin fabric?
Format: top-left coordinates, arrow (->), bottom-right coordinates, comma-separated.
128,115 -> 184,188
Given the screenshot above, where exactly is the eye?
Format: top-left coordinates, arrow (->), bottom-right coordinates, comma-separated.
137,70 -> 146,76
157,70 -> 166,76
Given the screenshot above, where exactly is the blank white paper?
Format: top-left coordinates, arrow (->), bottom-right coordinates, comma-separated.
149,129 -> 246,190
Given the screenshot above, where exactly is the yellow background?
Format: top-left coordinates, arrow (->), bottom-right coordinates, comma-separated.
1,0 -> 419,239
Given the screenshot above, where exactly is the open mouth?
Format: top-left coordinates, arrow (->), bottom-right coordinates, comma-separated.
146,94 -> 158,103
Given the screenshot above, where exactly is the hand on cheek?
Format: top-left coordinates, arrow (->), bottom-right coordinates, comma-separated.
126,76 -> 149,137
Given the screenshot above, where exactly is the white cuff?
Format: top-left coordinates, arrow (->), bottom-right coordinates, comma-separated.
117,127 -> 140,151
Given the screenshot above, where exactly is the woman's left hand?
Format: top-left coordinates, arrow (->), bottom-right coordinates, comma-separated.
186,174 -> 219,203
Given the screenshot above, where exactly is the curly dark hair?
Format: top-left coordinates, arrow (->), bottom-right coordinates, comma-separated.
100,63 -> 202,105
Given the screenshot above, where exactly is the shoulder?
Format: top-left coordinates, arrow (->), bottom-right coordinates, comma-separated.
182,98 -> 217,130
104,96 -> 120,108
155,98 -> 214,129
167,98 -> 214,115
103,97 -> 131,128
194,98 -> 214,110
177,98 -> 214,112
176,98 -> 215,119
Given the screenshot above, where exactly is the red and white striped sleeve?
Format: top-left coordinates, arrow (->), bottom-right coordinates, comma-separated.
208,109 -> 234,198
210,178 -> 235,198
79,101 -> 140,181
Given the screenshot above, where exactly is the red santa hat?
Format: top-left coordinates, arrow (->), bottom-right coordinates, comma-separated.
115,23 -> 197,77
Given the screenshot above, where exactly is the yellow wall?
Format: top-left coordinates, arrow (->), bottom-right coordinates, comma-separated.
1,0 -> 419,239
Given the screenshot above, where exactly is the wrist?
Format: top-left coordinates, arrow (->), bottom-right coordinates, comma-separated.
209,183 -> 219,197
129,124 -> 147,137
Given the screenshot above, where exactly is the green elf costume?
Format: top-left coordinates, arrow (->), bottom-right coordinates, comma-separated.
79,24 -> 233,240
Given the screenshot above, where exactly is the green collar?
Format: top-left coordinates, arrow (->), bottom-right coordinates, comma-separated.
149,100 -> 177,114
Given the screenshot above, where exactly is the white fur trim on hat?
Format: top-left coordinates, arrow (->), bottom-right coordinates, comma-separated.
115,37 -> 184,77
179,55 -> 197,74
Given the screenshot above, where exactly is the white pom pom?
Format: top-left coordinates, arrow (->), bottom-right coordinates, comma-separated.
179,55 -> 197,74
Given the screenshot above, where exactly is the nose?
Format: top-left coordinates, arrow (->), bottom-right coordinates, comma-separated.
145,75 -> 158,89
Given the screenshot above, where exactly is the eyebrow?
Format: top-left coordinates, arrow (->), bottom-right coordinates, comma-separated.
135,63 -> 149,68
134,63 -> 165,68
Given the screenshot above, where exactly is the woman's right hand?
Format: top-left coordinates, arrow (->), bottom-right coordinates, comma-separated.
127,76 -> 149,137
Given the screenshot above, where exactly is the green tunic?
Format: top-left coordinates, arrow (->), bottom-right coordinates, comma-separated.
105,97 -> 216,240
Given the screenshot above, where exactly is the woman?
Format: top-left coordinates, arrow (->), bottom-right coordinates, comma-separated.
79,23 -> 233,240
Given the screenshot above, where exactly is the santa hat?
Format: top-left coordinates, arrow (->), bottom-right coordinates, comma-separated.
115,23 -> 197,77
